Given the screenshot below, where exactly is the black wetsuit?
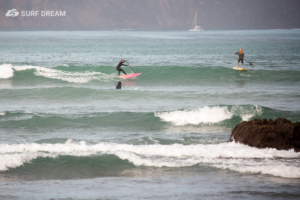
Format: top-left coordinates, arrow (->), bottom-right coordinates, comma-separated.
116,61 -> 128,75
235,51 -> 244,64
116,81 -> 122,89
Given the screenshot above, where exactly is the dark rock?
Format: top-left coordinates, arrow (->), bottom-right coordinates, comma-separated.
252,119 -> 261,125
262,119 -> 268,125
228,118 -> 300,152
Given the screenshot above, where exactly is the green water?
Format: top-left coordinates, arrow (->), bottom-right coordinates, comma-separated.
0,30 -> 300,199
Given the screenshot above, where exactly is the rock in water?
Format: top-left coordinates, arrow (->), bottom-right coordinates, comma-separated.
228,118 -> 300,152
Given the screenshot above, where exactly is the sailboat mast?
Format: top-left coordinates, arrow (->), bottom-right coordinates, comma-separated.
189,9 -> 203,31
195,10 -> 197,27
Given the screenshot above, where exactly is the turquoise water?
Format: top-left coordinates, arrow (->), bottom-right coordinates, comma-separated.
0,30 -> 300,199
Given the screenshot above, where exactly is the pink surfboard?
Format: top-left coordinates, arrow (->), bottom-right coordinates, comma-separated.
119,73 -> 142,79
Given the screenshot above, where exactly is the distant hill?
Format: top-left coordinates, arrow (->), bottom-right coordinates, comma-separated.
1,0 -> 300,30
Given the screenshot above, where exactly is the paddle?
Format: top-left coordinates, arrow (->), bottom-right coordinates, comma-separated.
244,59 -> 254,67
125,60 -> 136,73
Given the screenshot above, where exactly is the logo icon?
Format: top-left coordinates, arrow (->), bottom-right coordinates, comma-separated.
6,9 -> 19,17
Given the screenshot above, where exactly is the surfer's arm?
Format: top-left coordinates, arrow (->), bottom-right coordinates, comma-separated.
122,64 -> 128,66
234,52 -> 239,55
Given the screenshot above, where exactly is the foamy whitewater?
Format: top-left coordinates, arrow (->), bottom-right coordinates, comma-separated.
11,65 -> 116,83
0,64 -> 14,79
155,105 -> 262,125
1,140 -> 299,178
0,30 -> 300,199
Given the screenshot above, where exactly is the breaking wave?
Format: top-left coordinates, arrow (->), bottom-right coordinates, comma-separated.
0,64 -> 14,79
0,139 -> 299,178
1,64 -> 116,83
155,105 -> 263,126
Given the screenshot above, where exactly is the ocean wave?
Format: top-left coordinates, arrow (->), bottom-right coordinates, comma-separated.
0,139 -> 299,178
57,64 -> 69,67
14,65 -> 115,83
0,64 -> 14,79
215,160 -> 300,179
1,105 -> 299,131
155,105 -> 263,126
2,63 -> 300,85
2,64 -> 116,83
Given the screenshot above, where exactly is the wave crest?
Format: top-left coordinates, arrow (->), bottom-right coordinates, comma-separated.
3,64 -> 115,83
0,64 -> 14,79
155,105 -> 263,126
1,140 -> 299,178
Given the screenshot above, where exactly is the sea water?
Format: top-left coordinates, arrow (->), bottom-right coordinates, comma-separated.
0,30 -> 300,199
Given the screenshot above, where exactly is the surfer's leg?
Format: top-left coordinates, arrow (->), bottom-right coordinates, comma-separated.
120,68 -> 127,75
237,60 -> 240,68
242,59 -> 244,69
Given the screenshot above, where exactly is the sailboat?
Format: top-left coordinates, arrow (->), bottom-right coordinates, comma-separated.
189,10 -> 203,31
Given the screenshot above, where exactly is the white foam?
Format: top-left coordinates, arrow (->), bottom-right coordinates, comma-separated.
0,140 -> 299,178
155,106 -> 233,126
214,159 -> 300,178
10,64 -> 114,83
241,114 -> 253,121
155,105 -> 263,126
0,64 -> 14,79
54,63 -> 69,67
231,105 -> 263,121
0,153 -> 57,171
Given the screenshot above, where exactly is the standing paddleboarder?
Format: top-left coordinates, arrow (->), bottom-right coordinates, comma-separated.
234,48 -> 245,70
116,59 -> 129,75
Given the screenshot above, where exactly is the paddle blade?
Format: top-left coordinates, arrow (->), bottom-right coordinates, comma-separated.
250,63 -> 254,67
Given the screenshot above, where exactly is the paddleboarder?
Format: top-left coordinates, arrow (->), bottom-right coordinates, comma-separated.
116,60 -> 129,75
234,48 -> 245,70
